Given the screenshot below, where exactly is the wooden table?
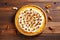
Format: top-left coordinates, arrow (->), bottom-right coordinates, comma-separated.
0,0 -> 60,40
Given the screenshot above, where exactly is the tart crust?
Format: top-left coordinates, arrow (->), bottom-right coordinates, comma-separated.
15,5 -> 46,36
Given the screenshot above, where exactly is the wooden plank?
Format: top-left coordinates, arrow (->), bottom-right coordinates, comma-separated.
0,22 -> 60,35
27,0 -> 60,2
0,7 -> 60,22
0,0 -> 26,7
0,35 -> 60,40
0,2 -> 60,22
43,22 -> 60,33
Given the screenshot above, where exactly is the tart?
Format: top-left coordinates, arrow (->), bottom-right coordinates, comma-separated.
15,5 -> 46,36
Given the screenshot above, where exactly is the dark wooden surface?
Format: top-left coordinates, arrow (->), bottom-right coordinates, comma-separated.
0,0 -> 60,40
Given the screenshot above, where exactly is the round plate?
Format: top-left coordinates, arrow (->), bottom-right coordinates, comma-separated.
15,5 -> 46,36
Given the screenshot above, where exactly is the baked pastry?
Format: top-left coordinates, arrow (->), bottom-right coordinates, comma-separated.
15,5 -> 46,36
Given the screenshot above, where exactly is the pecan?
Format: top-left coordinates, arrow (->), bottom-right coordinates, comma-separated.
46,9 -> 50,13
45,4 -> 52,9
48,16 -> 53,21
48,27 -> 53,30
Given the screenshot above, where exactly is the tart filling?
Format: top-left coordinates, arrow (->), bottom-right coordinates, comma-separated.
18,8 -> 44,32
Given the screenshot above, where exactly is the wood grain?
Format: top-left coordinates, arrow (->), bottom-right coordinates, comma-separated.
0,0 -> 60,40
